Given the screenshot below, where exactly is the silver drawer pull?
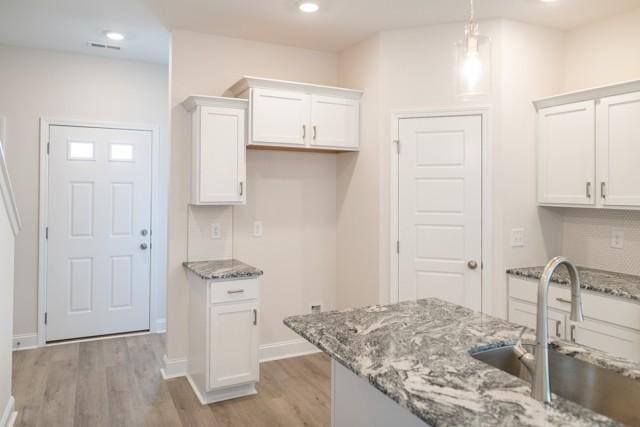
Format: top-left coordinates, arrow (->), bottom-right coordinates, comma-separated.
555,320 -> 562,338
227,289 -> 245,295
601,181 -> 607,199
586,182 -> 591,198
556,297 -> 572,304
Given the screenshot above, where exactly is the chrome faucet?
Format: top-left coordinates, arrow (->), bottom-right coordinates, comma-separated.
515,256 -> 584,403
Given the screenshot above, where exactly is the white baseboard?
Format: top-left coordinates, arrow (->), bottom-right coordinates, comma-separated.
160,354 -> 188,379
12,333 -> 38,351
259,338 -> 320,362
154,318 -> 166,333
1,396 -> 16,427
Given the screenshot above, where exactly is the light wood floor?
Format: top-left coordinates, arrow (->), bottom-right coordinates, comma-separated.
12,334 -> 331,426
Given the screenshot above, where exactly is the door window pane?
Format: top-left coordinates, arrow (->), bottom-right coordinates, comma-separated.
67,141 -> 95,160
109,143 -> 134,162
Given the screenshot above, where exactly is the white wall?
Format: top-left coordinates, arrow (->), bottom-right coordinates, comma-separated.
167,31 -> 339,362
0,44 -> 169,338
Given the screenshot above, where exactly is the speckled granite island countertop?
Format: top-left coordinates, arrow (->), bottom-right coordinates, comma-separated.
285,298 -> 640,426
183,259 -> 263,281
507,266 -> 640,302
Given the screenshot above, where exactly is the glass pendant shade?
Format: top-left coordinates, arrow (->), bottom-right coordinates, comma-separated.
454,2 -> 491,98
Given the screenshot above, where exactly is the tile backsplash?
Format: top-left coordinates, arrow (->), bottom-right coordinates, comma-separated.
562,208 -> 640,275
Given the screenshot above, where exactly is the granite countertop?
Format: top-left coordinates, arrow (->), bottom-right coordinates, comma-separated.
506,266 -> 640,302
285,298 -> 640,426
183,259 -> 263,281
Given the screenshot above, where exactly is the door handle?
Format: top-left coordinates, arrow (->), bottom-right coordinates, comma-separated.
239,182 -> 244,196
312,125 -> 317,140
467,260 -> 478,270
601,182 -> 607,199
253,309 -> 258,326
555,320 -> 562,338
570,324 -> 576,343
302,124 -> 306,139
586,182 -> 591,198
140,229 -> 149,236
140,243 -> 148,250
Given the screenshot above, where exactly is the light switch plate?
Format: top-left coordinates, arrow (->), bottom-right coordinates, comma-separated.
253,221 -> 263,237
211,223 -> 221,239
611,229 -> 624,249
511,228 -> 525,247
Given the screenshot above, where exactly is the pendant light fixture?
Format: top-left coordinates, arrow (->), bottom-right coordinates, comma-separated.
454,0 -> 491,98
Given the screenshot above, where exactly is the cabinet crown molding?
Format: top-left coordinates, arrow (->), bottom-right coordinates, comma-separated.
533,79 -> 640,110
182,95 -> 248,112
227,76 -> 363,100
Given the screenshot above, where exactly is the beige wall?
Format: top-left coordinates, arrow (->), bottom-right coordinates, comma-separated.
564,7 -> 640,91
167,31 -> 339,360
0,45 -> 169,337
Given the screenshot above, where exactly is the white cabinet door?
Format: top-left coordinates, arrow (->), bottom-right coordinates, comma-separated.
538,100 -> 596,206
570,319 -> 640,363
310,95 -> 359,150
251,88 -> 310,147
597,91 -> 640,208
509,299 -> 566,339
195,106 -> 246,204
208,302 -> 259,390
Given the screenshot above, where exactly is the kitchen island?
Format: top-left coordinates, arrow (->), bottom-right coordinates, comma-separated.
285,298 -> 640,426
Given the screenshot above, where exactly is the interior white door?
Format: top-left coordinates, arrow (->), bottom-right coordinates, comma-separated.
310,94 -> 359,149
251,88 -> 310,147
398,115 -> 482,310
46,125 -> 152,341
597,91 -> 640,208
538,101 -> 596,206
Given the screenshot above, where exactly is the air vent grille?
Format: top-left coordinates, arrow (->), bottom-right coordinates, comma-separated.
87,41 -> 122,51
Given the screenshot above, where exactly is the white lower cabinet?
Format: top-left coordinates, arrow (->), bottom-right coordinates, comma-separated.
187,274 -> 260,404
508,276 -> 640,363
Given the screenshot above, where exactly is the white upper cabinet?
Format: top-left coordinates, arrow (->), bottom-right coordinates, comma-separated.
228,76 -> 362,152
183,96 -> 247,205
534,80 -> 640,210
597,91 -> 640,208
537,101 -> 596,206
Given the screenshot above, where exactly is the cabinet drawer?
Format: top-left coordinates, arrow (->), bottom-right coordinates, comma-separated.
210,278 -> 259,304
570,319 -> 640,363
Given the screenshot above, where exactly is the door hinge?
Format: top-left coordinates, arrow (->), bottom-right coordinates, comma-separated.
44,312 -> 48,325
47,142 -> 50,155
396,240 -> 400,254
393,139 -> 400,154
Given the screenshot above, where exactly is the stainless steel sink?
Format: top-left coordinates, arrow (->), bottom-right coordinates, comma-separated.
471,345 -> 640,426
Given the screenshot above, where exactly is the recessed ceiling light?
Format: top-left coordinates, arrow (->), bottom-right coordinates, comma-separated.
104,31 -> 125,41
298,2 -> 319,13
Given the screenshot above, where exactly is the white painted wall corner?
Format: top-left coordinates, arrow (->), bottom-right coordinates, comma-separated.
160,354 -> 188,379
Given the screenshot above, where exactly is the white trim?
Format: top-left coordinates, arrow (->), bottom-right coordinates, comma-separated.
227,76 -> 363,100
259,338 -> 320,362
12,333 -> 38,351
186,374 -> 257,405
533,78 -> 640,110
0,396 -> 16,427
182,95 -> 248,112
160,354 -> 188,379
0,135 -> 21,236
389,107 -> 493,314
37,118 -> 164,346
155,318 -> 166,333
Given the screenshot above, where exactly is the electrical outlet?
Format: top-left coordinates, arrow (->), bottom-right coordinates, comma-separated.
311,304 -> 322,314
611,229 -> 624,249
211,223 -> 221,239
511,228 -> 525,247
253,221 -> 263,237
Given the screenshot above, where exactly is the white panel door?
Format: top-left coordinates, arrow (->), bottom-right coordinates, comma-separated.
195,106 -> 245,204
597,91 -> 640,208
309,94 -> 359,149
251,88 -> 310,147
209,302 -> 259,390
398,115 -> 482,310
47,125 -> 152,341
538,101 -> 596,205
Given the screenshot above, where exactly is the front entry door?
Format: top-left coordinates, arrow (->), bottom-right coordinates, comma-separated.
398,115 -> 482,310
46,125 -> 152,341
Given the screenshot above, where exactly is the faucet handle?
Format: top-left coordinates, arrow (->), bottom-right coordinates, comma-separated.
515,326 -> 528,346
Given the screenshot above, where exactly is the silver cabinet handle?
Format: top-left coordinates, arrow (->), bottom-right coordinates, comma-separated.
467,260 -> 478,270
601,181 -> 607,199
555,320 -> 562,338
227,289 -> 245,295
302,124 -> 306,139
570,324 -> 576,343
313,125 -> 317,140
140,243 -> 148,250
586,182 -> 591,198
253,309 -> 258,326
239,182 -> 244,196
556,297 -> 572,304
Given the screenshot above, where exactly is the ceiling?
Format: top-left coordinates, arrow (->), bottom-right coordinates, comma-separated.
0,0 -> 639,64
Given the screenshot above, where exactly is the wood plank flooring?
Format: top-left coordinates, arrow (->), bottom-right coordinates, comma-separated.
12,334 -> 331,426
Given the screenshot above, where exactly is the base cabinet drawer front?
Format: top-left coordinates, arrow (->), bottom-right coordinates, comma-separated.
570,319 -> 640,363
309,94 -> 359,150
251,88 -> 310,147
210,278 -> 259,304
208,302 -> 259,390
509,299 -> 566,339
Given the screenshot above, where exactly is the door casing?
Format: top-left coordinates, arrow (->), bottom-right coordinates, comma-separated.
390,107 -> 493,313
37,118 -> 163,347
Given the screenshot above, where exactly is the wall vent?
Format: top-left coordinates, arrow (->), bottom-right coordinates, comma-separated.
87,41 -> 122,51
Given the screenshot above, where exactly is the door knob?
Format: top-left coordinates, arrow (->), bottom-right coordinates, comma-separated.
140,243 -> 148,250
140,229 -> 149,236
467,260 -> 478,270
